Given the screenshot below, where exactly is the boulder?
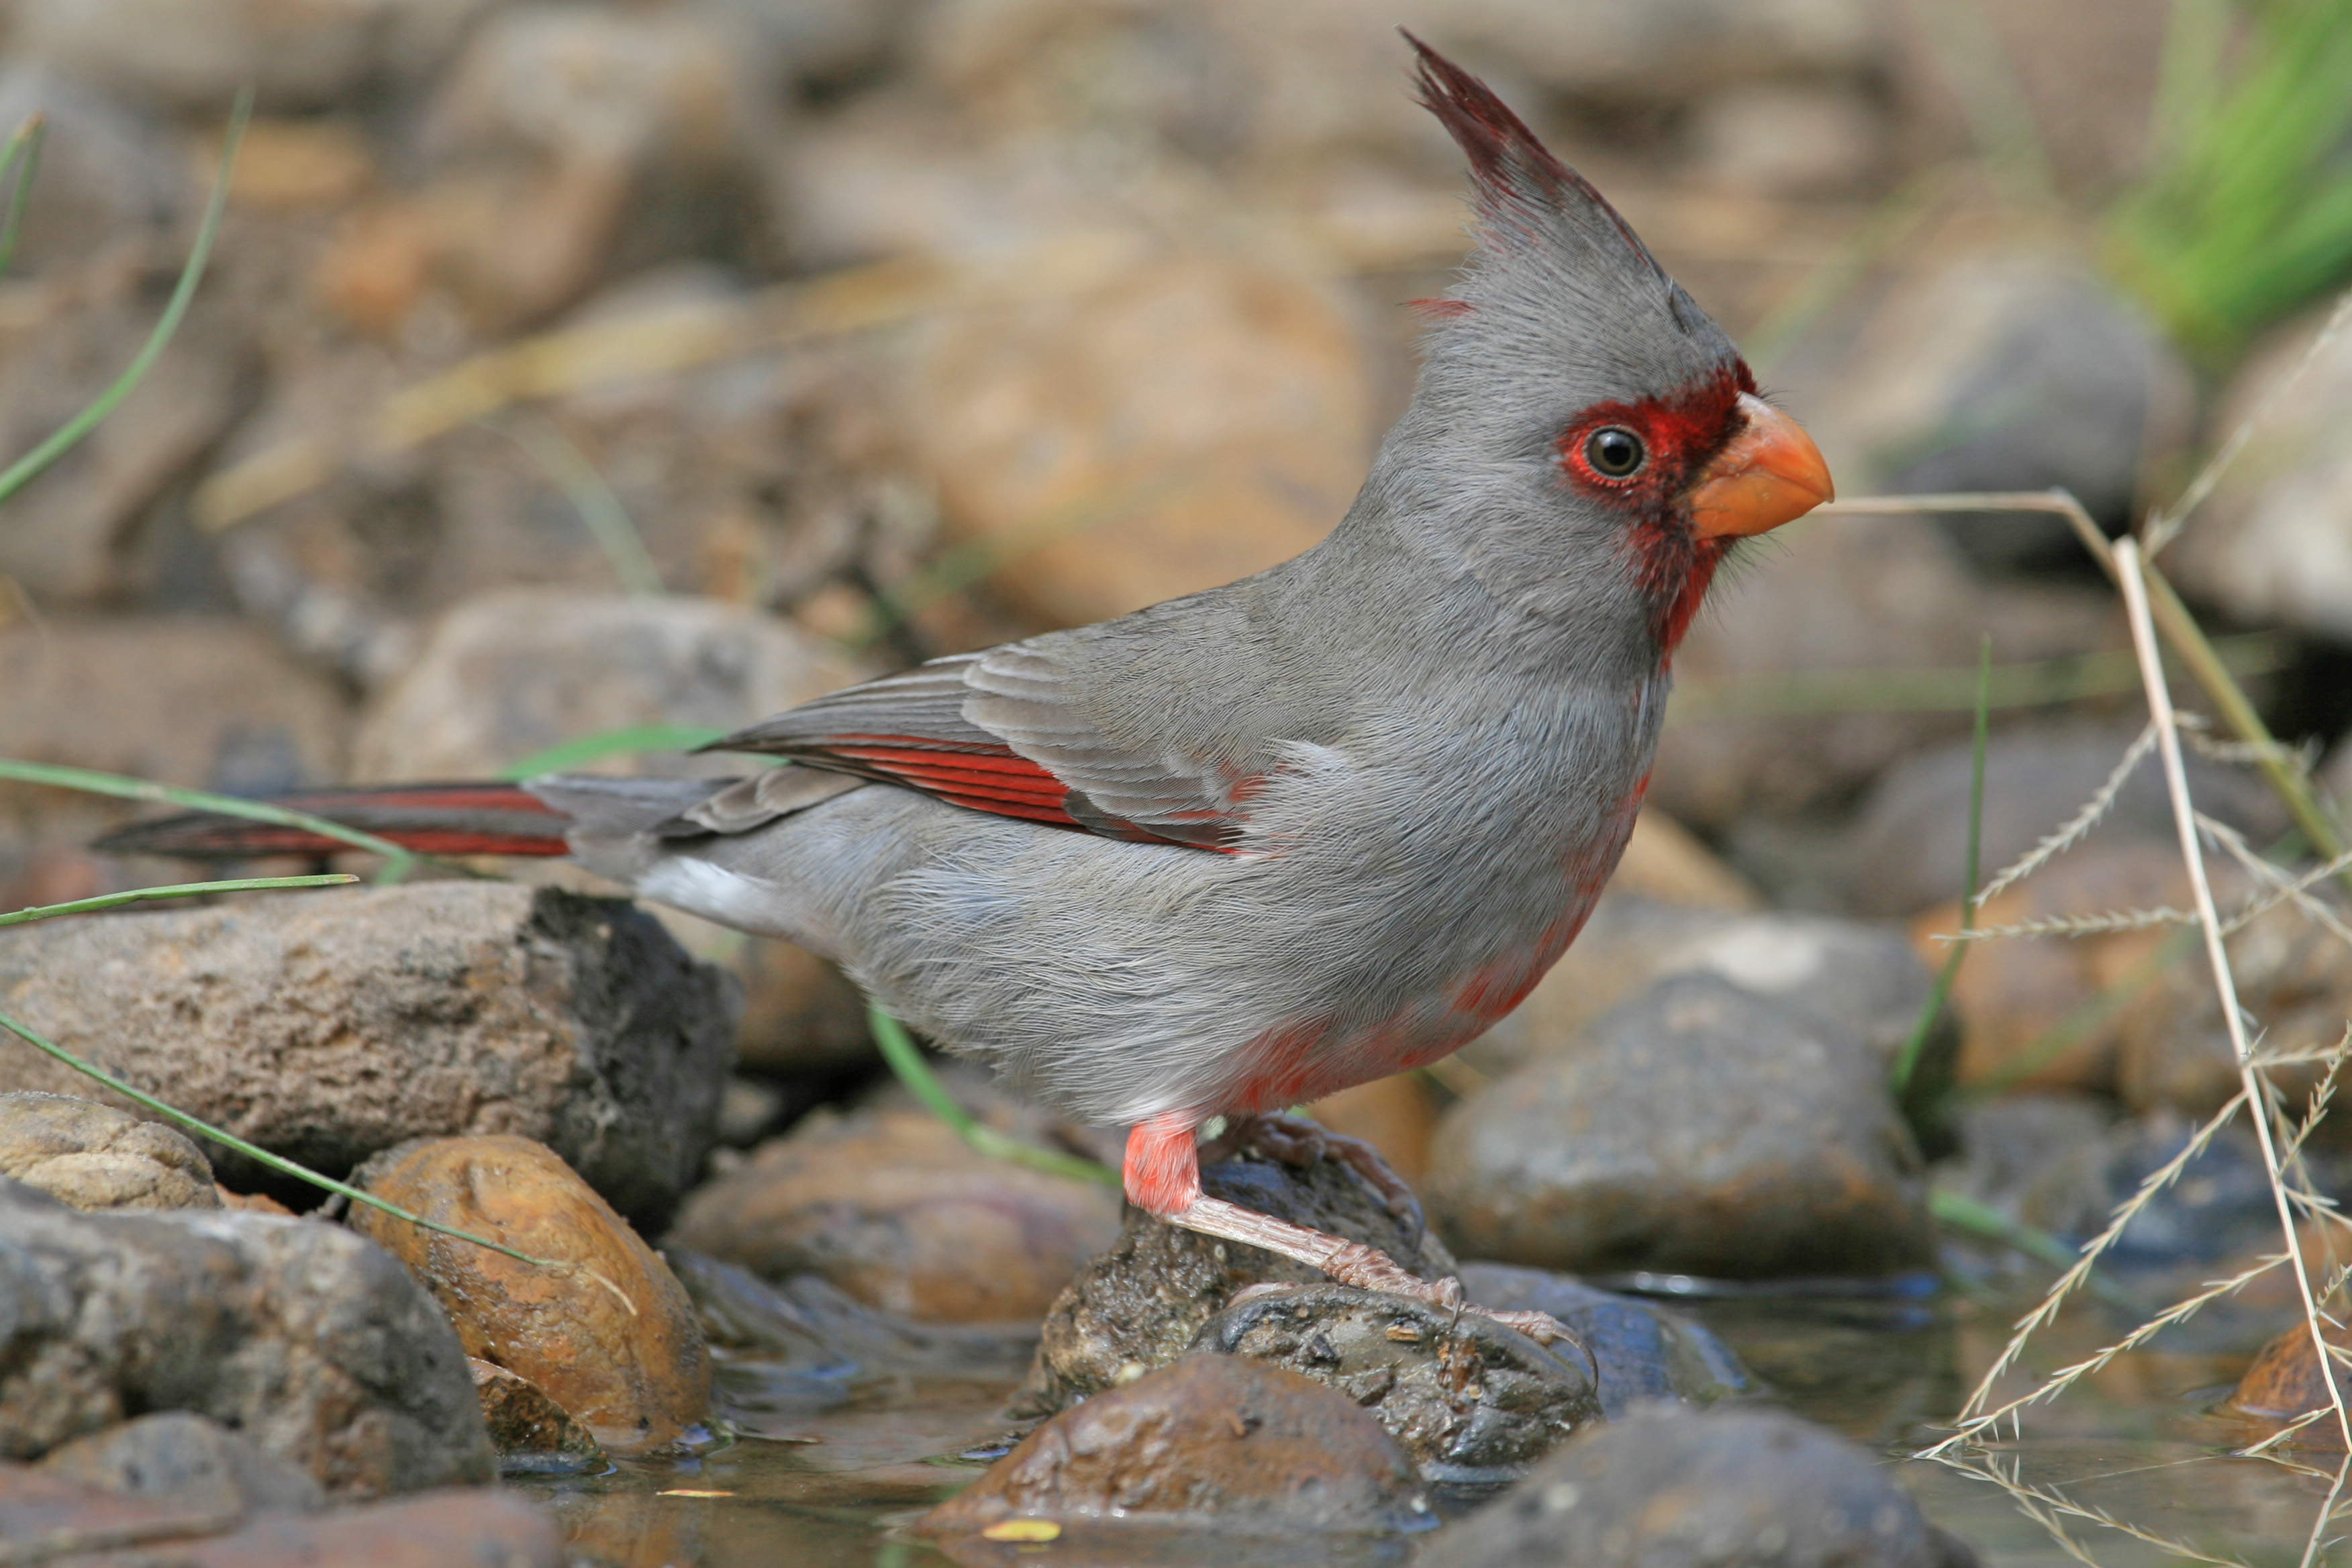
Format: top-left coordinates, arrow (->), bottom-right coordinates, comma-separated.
0,883 -> 738,1228
0,1177 -> 493,1496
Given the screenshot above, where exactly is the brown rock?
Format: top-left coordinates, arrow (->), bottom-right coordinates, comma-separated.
901,246 -> 1367,626
467,1359 -> 607,1471
349,1136 -> 712,1454
0,882 -> 737,1228
2224,1321 -> 2352,1447
0,1093 -> 219,1212
1614,809 -> 1764,911
732,937 -> 876,1075
920,1354 -> 1424,1540
668,1110 -> 1122,1324
215,1186 -> 296,1216
1306,1074 -> 1439,1187
1027,1143 -> 1457,1412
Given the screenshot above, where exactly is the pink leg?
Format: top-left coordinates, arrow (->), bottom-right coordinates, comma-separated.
1120,1112 -> 1568,1346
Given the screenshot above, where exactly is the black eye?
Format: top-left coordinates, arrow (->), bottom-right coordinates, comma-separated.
1584,426 -> 1645,479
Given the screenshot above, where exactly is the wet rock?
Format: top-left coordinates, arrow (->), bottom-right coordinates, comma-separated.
1855,722 -> 2286,920
0,1176 -> 493,1495
1456,1263 -> 1751,1417
900,246 -> 1367,626
2169,307 -> 2352,639
1418,1404 -> 1976,1568
0,1093 -> 219,1212
349,1135 -> 711,1454
669,1109 -> 1122,1324
0,883 -> 736,1228
2223,1320 -> 2352,1449
1028,1144 -> 1458,1410
353,589 -> 862,782
1651,510 -> 2118,832
1938,1094 -> 2120,1269
1195,1285 -> 1600,1483
1430,974 -> 1933,1280
1777,247 -> 2193,573
38,1412 -> 325,1514
468,1360 -> 607,1473
1468,897 -> 1932,1079
920,1353 -> 1424,1542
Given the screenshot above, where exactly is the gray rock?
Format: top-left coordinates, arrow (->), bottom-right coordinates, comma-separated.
1430,974 -> 1933,1280
1024,1146 -> 1457,1414
1418,1404 -> 1975,1568
1851,720 -> 2290,918
0,1092 -> 219,1211
38,1412 -> 326,1514
0,883 -> 737,1228
1457,1263 -> 1751,1417
2169,308 -> 2352,640
0,1176 -> 494,1496
1193,1284 -> 1602,1483
1470,895 -> 1931,1076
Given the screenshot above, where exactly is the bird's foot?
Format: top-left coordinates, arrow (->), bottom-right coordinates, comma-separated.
1201,1111 -> 1424,1226
1169,1193 -> 1571,1347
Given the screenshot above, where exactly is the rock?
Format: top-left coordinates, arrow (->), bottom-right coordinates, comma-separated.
1938,1094 -> 2120,1269
899,246 -> 1368,627
1417,1404 -> 1975,1568
1684,83 -> 1885,197
1855,721 -> 2287,920
1467,896 -> 1932,1079
38,1412 -> 325,1514
1774,246 -> 2194,573
1455,1263 -> 1751,1417
353,589 -> 863,782
2172,309 -> 2352,639
8,0 -> 497,111
920,1353 -> 1424,1544
667,1109 -> 1123,1324
1194,1285 -> 1601,1483
2223,1320 -> 2352,1449
0,1092 -> 219,1211
1305,1073 -> 1441,1188
730,937 -> 877,1075
1651,510 -> 2119,832
1429,974 -> 1933,1280
0,66 -> 183,277
0,1175 -> 493,1495
1615,808 -> 1766,912
0,883 -> 738,1229
0,1465 -> 566,1568
348,1135 -> 711,1454
467,1359 -> 607,1473
0,616 -> 351,876
1027,1142 -> 1459,1411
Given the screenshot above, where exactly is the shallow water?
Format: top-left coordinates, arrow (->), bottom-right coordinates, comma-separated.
513,1278 -> 2352,1567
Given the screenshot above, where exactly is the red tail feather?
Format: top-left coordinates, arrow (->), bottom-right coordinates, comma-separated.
93,782 -> 573,860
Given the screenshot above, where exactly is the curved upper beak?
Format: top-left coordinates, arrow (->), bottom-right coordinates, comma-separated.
1685,393 -> 1833,539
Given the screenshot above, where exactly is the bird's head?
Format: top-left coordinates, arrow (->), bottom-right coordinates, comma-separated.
1381,36 -> 1832,662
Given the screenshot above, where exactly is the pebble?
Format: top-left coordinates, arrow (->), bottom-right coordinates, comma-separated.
2223,1320 -> 2352,1449
1429,973 -> 1933,1280
1455,1263 -> 1751,1417
1417,1404 -> 1976,1568
0,882 -> 738,1229
918,1353 -> 1425,1542
1195,1284 -> 1601,1483
0,1092 -> 220,1212
468,1359 -> 608,1473
0,1175 -> 493,1495
899,246 -> 1367,627
668,1109 -> 1122,1324
349,1134 -> 712,1454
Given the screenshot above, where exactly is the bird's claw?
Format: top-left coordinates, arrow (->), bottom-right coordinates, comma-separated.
1206,1112 -> 1426,1225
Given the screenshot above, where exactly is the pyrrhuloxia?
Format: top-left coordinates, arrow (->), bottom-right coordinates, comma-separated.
102,40 -> 1831,1337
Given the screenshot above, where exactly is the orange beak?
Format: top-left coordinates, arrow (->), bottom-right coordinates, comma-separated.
1685,393 -> 1833,539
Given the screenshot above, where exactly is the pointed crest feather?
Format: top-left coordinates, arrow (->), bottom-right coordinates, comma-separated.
1404,30 -> 1665,284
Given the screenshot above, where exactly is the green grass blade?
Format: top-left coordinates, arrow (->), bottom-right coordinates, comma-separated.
1892,638 -> 1992,1095
867,1001 -> 1121,1188
1,873 -> 356,927
0,112 -> 48,278
0,1005 -> 573,1271
0,758 -> 416,883
0,87 -> 249,507
497,724 -> 733,780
